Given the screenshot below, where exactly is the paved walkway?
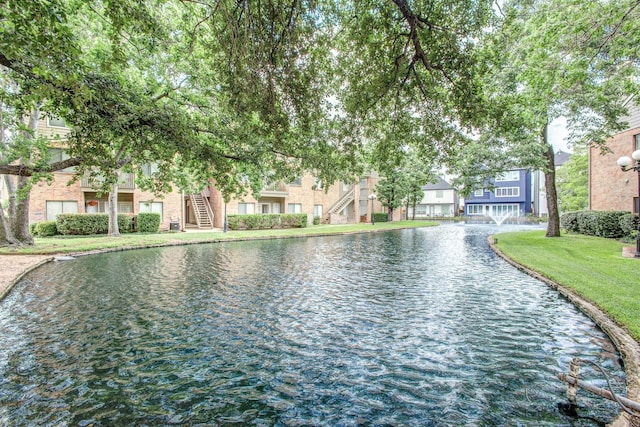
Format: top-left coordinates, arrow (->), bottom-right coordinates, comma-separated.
0,255 -> 52,300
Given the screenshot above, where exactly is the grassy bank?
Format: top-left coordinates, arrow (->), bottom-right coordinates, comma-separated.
0,221 -> 437,255
494,230 -> 640,341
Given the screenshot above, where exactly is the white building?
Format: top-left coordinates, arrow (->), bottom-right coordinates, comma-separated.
411,177 -> 459,217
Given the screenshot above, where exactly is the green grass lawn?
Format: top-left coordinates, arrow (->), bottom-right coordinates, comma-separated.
494,230 -> 640,342
0,220 -> 437,255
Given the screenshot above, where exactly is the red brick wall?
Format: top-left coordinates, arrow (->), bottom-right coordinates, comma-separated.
590,127 -> 640,212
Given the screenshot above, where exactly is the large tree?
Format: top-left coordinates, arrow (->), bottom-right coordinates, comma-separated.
470,0 -> 639,237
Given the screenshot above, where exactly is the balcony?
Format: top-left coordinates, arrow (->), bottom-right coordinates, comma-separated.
81,172 -> 136,190
260,181 -> 288,198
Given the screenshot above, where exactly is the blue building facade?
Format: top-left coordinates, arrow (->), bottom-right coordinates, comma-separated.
464,169 -> 532,217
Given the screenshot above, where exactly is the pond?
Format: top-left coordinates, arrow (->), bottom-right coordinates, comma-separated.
0,224 -> 626,426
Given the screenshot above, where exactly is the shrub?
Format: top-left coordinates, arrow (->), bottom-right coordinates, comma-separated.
118,214 -> 134,233
138,212 -> 161,233
29,222 -> 39,236
373,212 -> 389,223
560,211 -> 579,233
562,210 -> 630,238
576,211 -> 598,236
56,213 -> 109,235
593,211 -> 627,238
35,220 -> 58,237
227,213 -> 307,230
313,216 -> 321,225
620,214 -> 640,238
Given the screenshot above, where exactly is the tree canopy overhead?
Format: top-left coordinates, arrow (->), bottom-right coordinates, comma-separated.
1,0 -> 639,244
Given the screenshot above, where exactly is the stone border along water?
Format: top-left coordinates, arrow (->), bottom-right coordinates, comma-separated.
489,237 -> 640,427
0,229 -> 638,426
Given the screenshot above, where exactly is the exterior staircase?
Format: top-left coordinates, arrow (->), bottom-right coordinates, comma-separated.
189,192 -> 214,229
324,185 -> 355,222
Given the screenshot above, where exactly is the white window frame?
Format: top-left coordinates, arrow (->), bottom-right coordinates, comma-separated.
288,203 -> 302,213
314,204 -> 323,217
139,201 -> 163,217
238,203 -> 255,215
495,171 -> 520,182
467,205 -> 484,215
473,189 -> 484,197
495,187 -> 520,197
47,116 -> 67,128
46,200 -> 78,221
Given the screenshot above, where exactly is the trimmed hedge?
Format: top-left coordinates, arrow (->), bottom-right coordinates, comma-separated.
620,214 -> 640,237
560,210 -> 631,238
137,212 -> 161,233
227,213 -> 308,230
29,222 -> 39,236
56,213 -> 135,235
373,212 -> 389,223
36,220 -> 59,237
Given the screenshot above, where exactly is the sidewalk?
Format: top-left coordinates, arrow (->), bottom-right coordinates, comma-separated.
0,255 -> 52,300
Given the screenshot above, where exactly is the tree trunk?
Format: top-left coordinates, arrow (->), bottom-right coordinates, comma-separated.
412,200 -> 417,220
0,204 -> 18,247
11,176 -> 34,244
108,178 -> 120,237
543,124 -> 561,237
388,208 -> 394,222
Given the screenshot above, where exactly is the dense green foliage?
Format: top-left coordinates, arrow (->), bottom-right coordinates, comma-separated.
495,230 -> 640,341
55,213 -> 134,235
227,214 -> 308,230
137,213 -> 161,233
373,213 -> 389,223
35,220 -> 58,237
620,214 -> 640,239
1,0 -> 639,244
556,149 -> 588,213
560,210 -> 631,239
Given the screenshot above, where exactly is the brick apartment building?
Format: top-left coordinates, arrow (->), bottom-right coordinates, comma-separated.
10,117 -> 391,230
589,96 -> 640,214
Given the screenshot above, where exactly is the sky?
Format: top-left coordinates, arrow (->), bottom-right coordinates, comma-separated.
548,117 -> 570,153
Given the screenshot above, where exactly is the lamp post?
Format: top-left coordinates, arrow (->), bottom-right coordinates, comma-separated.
368,193 -> 376,225
616,149 -> 640,258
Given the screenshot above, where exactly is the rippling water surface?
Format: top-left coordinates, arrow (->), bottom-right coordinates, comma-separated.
0,224 -> 626,426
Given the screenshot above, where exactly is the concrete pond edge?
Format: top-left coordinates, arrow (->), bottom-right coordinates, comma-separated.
489,237 -> 640,427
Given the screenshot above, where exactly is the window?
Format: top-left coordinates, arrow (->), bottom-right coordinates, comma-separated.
490,204 -> 520,216
415,205 -> 428,216
139,201 -> 163,217
238,203 -> 255,215
435,190 -> 444,198
473,189 -> 484,197
141,163 -> 159,177
495,171 -> 520,182
288,203 -> 302,213
48,148 -> 75,172
495,187 -> 520,197
290,177 -> 302,186
46,201 -> 78,220
47,116 -> 67,128
314,204 -> 323,217
635,134 -> 640,151
467,205 -> 484,215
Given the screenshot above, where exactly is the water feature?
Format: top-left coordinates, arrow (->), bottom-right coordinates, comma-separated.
488,214 -> 512,226
0,224 -> 626,426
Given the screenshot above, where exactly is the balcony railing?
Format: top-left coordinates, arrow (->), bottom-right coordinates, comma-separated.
260,181 -> 288,197
81,172 -> 136,190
